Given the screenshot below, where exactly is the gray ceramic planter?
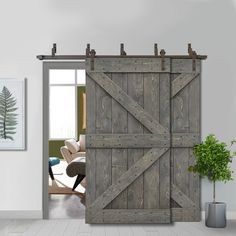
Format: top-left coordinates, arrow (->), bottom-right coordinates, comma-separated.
205,202 -> 226,228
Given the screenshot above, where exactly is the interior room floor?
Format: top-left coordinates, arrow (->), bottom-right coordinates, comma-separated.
49,194 -> 85,219
48,160 -> 86,219
49,160 -> 86,194
0,219 -> 235,236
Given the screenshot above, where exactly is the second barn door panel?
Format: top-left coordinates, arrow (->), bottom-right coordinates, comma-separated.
170,59 -> 201,221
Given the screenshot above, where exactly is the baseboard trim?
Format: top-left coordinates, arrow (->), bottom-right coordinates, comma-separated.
202,211 -> 236,220
0,211 -> 42,219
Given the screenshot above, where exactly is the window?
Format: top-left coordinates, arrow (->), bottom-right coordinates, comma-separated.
77,70 -> 86,85
49,69 -> 85,139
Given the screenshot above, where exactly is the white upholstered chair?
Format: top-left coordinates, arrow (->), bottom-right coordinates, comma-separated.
60,135 -> 86,191
60,135 -> 86,164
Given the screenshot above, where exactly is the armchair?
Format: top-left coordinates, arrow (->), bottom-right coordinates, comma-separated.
60,134 -> 86,164
60,135 -> 86,191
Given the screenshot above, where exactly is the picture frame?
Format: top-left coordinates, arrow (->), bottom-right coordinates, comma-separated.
0,78 -> 26,150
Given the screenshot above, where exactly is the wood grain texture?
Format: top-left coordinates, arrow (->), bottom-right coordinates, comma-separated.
189,74 -> 200,134
172,73 -> 199,97
189,149 -> 200,208
171,184 -> 196,208
111,73 -> 128,209
86,134 -> 170,148
171,208 -> 200,222
170,74 -> 178,207
85,75 -> 96,213
143,73 -> 160,209
189,73 -> 201,209
86,58 -> 171,73
160,150 -> 171,209
87,72 -> 168,134
87,148 -> 169,213
172,133 -> 200,147
171,59 -> 201,73
160,73 -> 170,130
173,148 -> 190,202
127,73 -> 144,209
90,209 -> 171,224
95,73 -> 112,209
172,76 -> 189,133
171,72 -> 190,211
159,73 -> 171,209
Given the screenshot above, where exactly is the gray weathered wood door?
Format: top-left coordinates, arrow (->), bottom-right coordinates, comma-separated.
170,59 -> 201,221
86,58 -> 171,223
86,56 -> 202,223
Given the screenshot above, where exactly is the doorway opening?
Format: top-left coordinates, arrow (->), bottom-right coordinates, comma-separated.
43,62 -> 86,219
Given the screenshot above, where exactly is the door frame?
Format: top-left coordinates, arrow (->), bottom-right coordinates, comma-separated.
42,61 -> 85,219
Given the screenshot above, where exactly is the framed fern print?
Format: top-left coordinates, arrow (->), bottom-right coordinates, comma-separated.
0,79 -> 25,150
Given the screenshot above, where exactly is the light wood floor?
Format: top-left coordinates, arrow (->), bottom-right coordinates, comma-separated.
0,219 -> 235,236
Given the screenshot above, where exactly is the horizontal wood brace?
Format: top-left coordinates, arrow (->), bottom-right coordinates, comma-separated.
86,133 -> 199,148
87,72 -> 168,134
86,57 -> 171,72
86,134 -> 170,148
171,59 -> 201,73
87,148 -> 169,212
87,209 -> 171,224
172,133 -> 200,147
171,208 -> 201,222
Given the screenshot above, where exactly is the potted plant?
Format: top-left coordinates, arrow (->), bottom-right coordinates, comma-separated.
189,134 -> 235,228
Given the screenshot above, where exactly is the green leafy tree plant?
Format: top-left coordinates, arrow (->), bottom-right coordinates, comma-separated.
0,86 -> 18,140
189,134 -> 236,203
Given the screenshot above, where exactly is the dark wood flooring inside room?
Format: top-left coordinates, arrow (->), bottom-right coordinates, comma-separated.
49,194 -> 85,219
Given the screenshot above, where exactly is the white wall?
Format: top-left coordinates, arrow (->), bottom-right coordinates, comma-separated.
0,0 -> 236,217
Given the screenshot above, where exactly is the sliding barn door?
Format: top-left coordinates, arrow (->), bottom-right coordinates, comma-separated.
86,56 -> 202,223
86,58 -> 171,223
170,59 -> 201,221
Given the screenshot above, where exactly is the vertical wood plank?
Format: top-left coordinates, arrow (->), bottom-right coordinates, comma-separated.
95,73 -> 112,209
86,74 -> 96,210
189,74 -> 201,208
111,73 -> 128,209
159,73 -> 171,208
127,73 -> 144,209
160,73 -> 171,129
173,148 -> 189,196
170,73 -> 176,208
172,75 -> 189,133
143,73 -> 160,209
171,73 -> 190,208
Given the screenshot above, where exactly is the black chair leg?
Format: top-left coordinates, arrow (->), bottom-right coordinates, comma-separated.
49,163 -> 54,180
72,174 -> 85,191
